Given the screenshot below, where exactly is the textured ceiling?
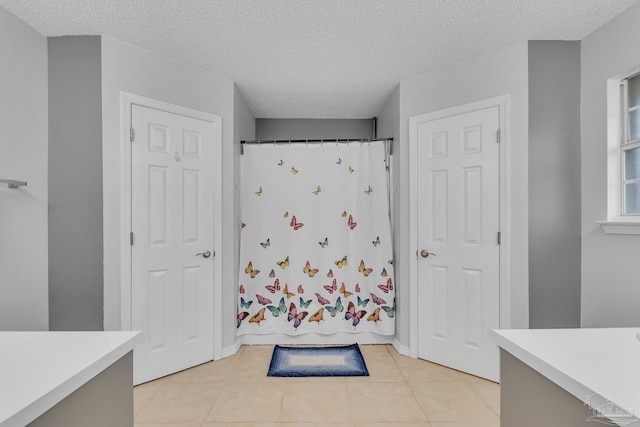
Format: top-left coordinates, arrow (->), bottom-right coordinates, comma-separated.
1,0 -> 637,118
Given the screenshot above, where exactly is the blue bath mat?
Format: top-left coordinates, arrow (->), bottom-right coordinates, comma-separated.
267,344 -> 369,377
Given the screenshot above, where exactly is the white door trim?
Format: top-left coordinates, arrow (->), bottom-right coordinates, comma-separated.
408,95 -> 511,358
120,92 -> 223,360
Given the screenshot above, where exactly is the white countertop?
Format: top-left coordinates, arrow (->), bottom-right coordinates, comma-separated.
0,331 -> 141,427
491,328 -> 640,423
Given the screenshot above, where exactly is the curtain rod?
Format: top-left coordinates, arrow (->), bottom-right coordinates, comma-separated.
241,137 -> 393,144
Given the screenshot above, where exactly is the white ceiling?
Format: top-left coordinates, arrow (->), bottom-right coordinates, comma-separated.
1,0 -> 637,118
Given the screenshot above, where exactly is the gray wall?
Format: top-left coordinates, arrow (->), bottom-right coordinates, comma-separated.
0,6 -> 49,330
528,41 -> 581,328
255,118 -> 374,140
48,36 -> 104,330
581,2 -> 640,327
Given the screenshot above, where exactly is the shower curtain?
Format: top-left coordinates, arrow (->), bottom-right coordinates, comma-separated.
237,141 -> 395,336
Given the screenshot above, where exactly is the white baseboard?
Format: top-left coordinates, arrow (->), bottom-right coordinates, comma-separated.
393,338 -> 412,357
240,332 -> 393,346
220,339 -> 242,359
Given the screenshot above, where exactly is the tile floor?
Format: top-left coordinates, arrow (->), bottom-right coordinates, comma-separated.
134,344 -> 500,427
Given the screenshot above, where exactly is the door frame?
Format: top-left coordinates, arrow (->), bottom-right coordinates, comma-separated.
119,92 -> 223,360
408,95 -> 511,359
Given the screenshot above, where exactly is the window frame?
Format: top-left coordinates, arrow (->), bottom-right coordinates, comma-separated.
598,71 -> 640,234
620,75 -> 640,216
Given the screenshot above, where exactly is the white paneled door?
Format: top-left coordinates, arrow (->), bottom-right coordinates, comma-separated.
131,104 -> 215,384
415,106 -> 500,381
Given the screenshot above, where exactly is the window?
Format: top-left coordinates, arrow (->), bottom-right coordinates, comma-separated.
598,71 -> 640,234
621,74 -> 640,215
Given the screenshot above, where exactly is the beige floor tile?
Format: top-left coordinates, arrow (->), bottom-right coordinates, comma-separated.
280,382 -> 351,422
347,382 -> 427,423
430,423 -> 499,427
205,381 -> 285,422
133,380 -> 164,416
135,423 -> 201,427
356,422 -> 431,427
469,381 -> 500,415
358,344 -> 391,357
167,356 -> 239,383
136,345 -> 501,426
410,382 -> 499,423
385,344 -> 400,355
135,382 -> 222,423
393,356 -> 463,383
242,344 -> 276,358
204,424 -> 354,427
347,355 -> 405,383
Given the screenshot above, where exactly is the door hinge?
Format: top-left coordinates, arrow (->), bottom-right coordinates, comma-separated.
130,232 -> 134,246
497,231 -> 501,245
496,129 -> 501,143
130,127 -> 135,142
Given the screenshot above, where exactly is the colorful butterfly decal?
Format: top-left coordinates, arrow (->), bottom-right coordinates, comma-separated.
339,282 -> 353,298
315,292 -> 330,305
319,237 -> 328,248
355,283 -> 361,292
327,269 -> 334,278
291,167 -> 299,175
325,297 -> 344,317
378,278 -> 393,293
237,311 -> 249,328
358,260 -> 373,277
299,297 -> 312,308
255,186 -> 263,196
312,185 -> 321,195
269,269 -> 276,278
277,256 -> 290,269
283,283 -> 295,299
297,284 -> 304,294
256,294 -> 272,305
265,279 -> 281,293
260,238 -> 271,248
364,185 -> 372,195
348,166 -> 355,174
336,158 -> 342,165
249,308 -> 266,324
372,236 -> 380,247
370,293 -> 387,305
380,268 -> 388,277
323,278 -> 337,294
303,261 -> 319,277
367,308 -> 381,323
284,211 -> 289,218
240,297 -> 253,309
239,284 -> 245,294
290,215 -> 304,230
288,303 -> 308,329
309,307 -> 324,323
345,301 -> 366,327
341,211 -> 347,218
357,296 -> 370,307
278,160 -> 284,166
267,297 -> 287,317
245,262 -> 260,278
334,255 -> 348,269
382,298 -> 396,318
348,215 -> 357,230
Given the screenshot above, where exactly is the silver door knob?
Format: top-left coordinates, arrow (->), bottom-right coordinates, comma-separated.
420,249 -> 435,258
196,250 -> 212,258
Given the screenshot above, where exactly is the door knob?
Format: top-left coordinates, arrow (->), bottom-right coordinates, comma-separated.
196,250 -> 212,258
420,249 -> 436,258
